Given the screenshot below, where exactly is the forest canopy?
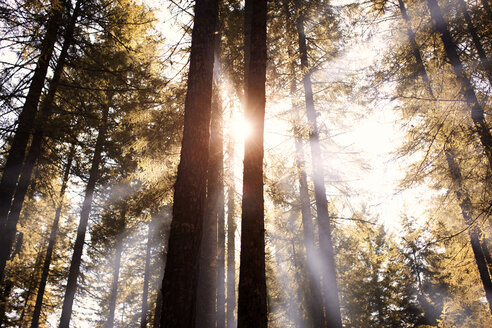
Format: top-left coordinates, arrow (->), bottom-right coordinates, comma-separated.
0,0 -> 490,327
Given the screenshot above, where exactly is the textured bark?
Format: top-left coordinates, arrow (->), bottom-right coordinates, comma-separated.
30,145 -> 75,328
106,223 -> 126,328
58,104 -> 109,328
159,0 -> 219,326
237,0 -> 268,327
0,1 -> 81,283
457,0 -> 492,85
141,221 -> 153,328
195,84 -> 222,328
226,136 -> 236,328
294,1 -> 342,326
426,0 -> 492,170
0,0 -> 64,232
444,149 -> 492,314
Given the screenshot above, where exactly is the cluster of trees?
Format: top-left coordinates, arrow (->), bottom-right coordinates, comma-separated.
0,0 -> 490,327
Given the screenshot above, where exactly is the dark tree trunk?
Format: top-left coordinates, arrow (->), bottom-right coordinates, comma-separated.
141,221 -> 153,328
0,0 -> 64,232
398,0 -> 434,98
153,250 -> 166,328
0,0 -> 81,283
159,0 -> 219,326
0,233 -> 23,326
426,0 -> 492,170
294,1 -> 342,326
237,0 -> 268,327
482,240 -> 492,276
226,135 -> 236,328
195,89 -> 221,328
30,145 -> 75,328
58,104 -> 109,328
457,0 -> 492,85
444,148 -> 492,314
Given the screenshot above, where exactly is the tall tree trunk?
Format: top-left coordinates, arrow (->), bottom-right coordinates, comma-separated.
141,220 -> 153,328
398,0 -> 434,98
0,233 -> 23,326
195,80 -> 222,328
444,148 -> 492,314
216,90 -> 226,328
30,144 -> 75,328
159,0 -> 219,326
58,104 -> 110,328
0,0 -> 81,283
456,0 -> 492,85
281,1 -> 325,325
237,0 -> 268,327
105,206 -> 127,328
425,0 -> 492,170
0,0 -> 64,232
293,1 -> 342,326
226,133 -> 236,328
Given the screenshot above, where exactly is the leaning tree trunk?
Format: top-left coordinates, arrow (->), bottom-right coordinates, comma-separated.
237,0 -> 268,327
141,220 -> 153,328
0,0 -> 82,283
0,0 -> 64,232
444,148 -> 492,313
58,104 -> 109,328
425,0 -> 492,170
30,144 -> 75,328
159,0 -> 219,327
456,0 -> 492,85
226,130 -> 236,328
294,1 -> 342,326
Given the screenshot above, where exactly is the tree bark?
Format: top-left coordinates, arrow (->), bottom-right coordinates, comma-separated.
30,144 -> 75,328
237,0 -> 268,327
58,104 -> 109,328
0,0 -> 64,232
159,0 -> 219,326
293,1 -> 342,326
444,148 -> 492,314
426,0 -> 492,170
0,0 -> 81,283
141,220 -> 153,328
456,0 -> 492,85
226,133 -> 236,328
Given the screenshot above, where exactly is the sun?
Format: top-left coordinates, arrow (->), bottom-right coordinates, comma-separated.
231,114 -> 253,142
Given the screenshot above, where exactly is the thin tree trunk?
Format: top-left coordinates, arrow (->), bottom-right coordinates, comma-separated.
482,240 -> 492,276
105,232 -> 125,328
141,220 -> 153,328
293,1 -> 342,326
0,233 -> 23,326
456,0 -> 492,85
216,87 -> 226,328
0,0 -> 64,232
58,104 -> 110,328
281,1 -> 325,325
444,148 -> 492,314
237,0 -> 268,327
159,0 -> 219,326
0,1 -> 81,283
426,0 -> 492,170
105,206 -> 127,328
398,0 -> 434,98
226,133 -> 236,328
30,144 -> 75,328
